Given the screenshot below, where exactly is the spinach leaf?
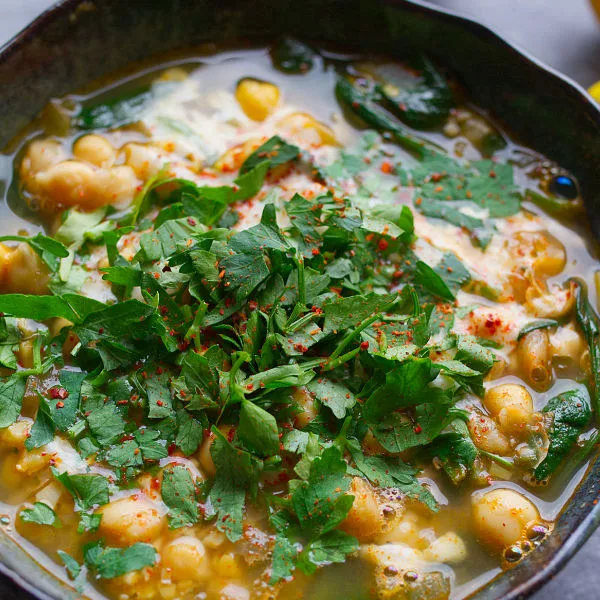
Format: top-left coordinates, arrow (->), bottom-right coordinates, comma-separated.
534,388 -> 592,480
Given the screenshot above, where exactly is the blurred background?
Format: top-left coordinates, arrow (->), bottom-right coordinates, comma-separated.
1,0 -> 600,597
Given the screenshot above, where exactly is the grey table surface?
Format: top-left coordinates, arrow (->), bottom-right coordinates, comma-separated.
1,0 -> 600,598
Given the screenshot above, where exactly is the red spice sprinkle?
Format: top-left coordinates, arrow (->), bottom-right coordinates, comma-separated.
414,425 -> 422,434
360,341 -> 369,350
380,161 -> 393,174
378,239 -> 389,251
49,387 -> 69,400
56,401 -> 65,409
311,248 -> 320,256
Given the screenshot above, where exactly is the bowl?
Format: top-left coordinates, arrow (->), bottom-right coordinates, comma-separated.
1,1 -> 600,598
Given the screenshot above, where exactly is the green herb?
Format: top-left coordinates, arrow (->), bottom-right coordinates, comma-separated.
161,465 -> 199,528
83,541 -> 158,579
517,319 -> 559,341
20,502 -> 59,527
534,388 -> 592,480
572,279 -> 600,422
271,37 -> 317,73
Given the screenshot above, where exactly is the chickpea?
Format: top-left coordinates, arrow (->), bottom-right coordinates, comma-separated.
468,413 -> 511,455
472,488 -> 540,552
423,531 -> 467,564
235,79 -> 280,121
276,112 -> 338,147
20,139 -> 67,181
518,329 -> 552,392
0,243 -> 49,294
198,425 -> 235,477
292,387 -> 318,430
484,384 -> 533,436
98,495 -> 166,547
34,160 -> 97,209
161,536 -> 209,582
341,477 -> 383,541
124,143 -> 167,179
362,429 -> 388,456
94,165 -> 139,207
73,134 -> 116,168
214,552 -> 243,578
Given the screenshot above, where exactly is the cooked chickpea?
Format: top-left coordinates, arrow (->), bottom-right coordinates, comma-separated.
34,160 -> 98,209
423,531 -> 467,564
214,552 -> 244,578
484,384 -> 533,436
341,477 -> 383,541
0,243 -> 49,294
235,79 -> 280,121
20,139 -> 67,181
472,488 -> 540,552
292,386 -> 318,430
94,165 -> 139,207
468,413 -> 511,455
198,425 -> 235,477
98,495 -> 166,546
276,112 -> 338,147
161,536 -> 209,582
73,134 -> 116,168
124,143 -> 167,179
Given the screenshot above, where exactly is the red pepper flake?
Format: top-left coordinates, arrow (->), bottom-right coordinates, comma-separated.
380,161 -> 393,174
311,248 -> 320,256
360,341 -> 369,350
414,425 -> 422,434
377,239 -> 389,251
49,387 -> 69,400
56,401 -> 65,409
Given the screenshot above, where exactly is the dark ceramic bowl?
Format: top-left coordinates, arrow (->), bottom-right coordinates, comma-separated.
1,1 -> 600,599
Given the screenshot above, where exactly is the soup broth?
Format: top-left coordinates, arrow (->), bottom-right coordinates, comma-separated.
0,41 -> 598,600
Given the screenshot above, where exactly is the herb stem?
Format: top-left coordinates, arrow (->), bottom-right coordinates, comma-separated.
479,450 -> 513,469
321,347 -> 361,372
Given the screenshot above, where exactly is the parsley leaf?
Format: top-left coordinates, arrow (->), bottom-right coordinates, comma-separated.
20,502 -> 59,527
208,428 -> 259,542
84,541 -> 158,579
161,465 -> 199,528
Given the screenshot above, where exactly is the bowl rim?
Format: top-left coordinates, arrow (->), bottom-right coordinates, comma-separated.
0,1 -> 599,599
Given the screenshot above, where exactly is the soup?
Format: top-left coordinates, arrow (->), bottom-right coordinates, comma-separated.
0,40 -> 597,600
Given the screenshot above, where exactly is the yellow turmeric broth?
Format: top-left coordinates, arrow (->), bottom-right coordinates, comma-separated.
0,42 -> 598,600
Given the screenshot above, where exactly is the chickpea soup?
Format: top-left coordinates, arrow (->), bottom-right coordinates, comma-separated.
0,40 -> 598,600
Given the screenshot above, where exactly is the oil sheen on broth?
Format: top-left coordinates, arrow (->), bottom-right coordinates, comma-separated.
0,40 -> 598,600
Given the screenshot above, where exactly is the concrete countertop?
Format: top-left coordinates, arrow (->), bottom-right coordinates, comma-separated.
0,0 -> 599,598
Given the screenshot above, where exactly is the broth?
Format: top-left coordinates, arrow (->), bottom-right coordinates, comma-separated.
0,42 -> 597,600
